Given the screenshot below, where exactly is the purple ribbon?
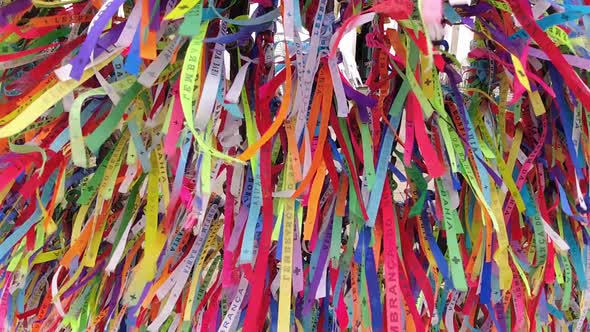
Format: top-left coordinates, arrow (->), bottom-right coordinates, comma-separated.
302,217 -> 332,315
149,0 -> 160,32
62,260 -> 107,298
68,0 -> 126,80
455,3 -> 493,16
204,23 -> 272,44
0,0 -> 31,28
340,73 -> 377,122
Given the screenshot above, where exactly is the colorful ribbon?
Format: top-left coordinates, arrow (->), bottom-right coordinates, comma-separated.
0,0 -> 589,330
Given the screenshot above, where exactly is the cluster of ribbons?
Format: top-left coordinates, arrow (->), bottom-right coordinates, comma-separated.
0,0 -> 590,330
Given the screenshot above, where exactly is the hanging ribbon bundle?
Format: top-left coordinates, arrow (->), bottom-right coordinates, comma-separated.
0,0 -> 589,329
